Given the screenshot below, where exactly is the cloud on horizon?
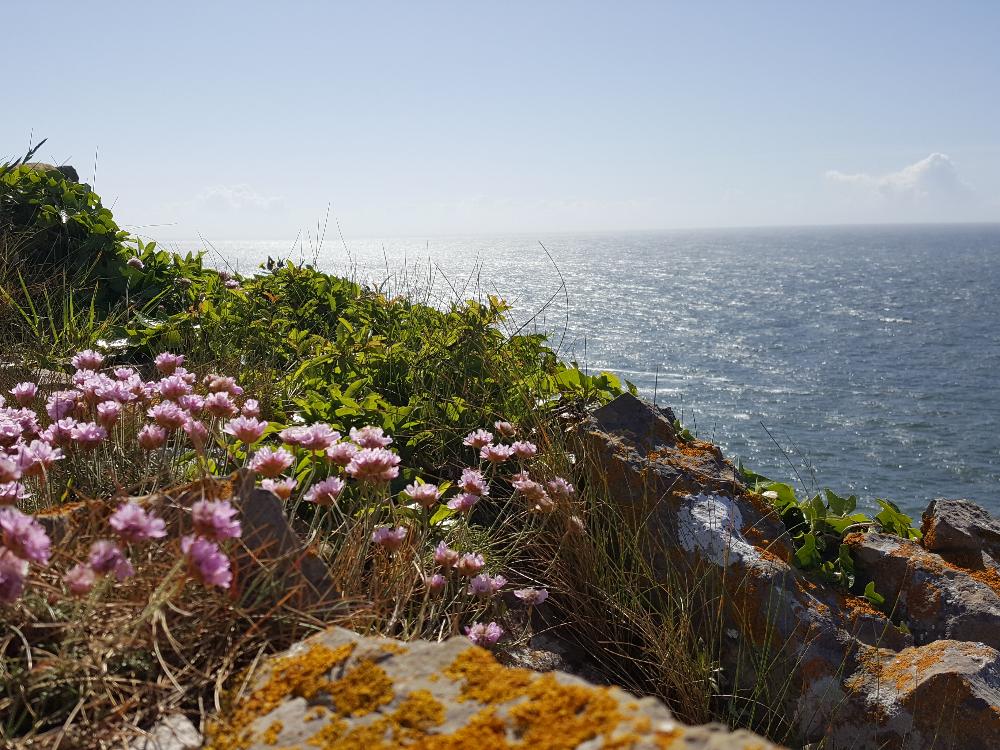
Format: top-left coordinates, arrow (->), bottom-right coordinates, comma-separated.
192,184 -> 284,212
825,153 -> 973,206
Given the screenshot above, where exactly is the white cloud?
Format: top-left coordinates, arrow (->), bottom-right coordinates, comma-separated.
193,184 -> 284,212
825,153 -> 972,205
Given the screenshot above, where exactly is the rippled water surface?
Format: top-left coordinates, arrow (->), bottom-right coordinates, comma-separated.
177,225 -> 1000,515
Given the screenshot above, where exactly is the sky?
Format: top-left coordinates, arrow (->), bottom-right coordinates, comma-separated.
4,1 -> 1000,240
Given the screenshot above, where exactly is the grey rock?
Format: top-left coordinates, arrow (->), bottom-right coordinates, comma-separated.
23,161 -> 79,182
922,497 -> 1000,559
129,714 -> 202,750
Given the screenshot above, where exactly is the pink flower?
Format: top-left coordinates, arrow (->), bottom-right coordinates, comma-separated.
241,399 -> 261,418
71,349 -> 104,371
114,367 -> 137,381
154,352 -> 185,375
223,415 -> 268,444
404,482 -> 441,509
513,475 -> 548,503
15,441 -> 63,477
10,382 -> 37,406
509,441 -> 538,460
0,482 -> 29,504
463,429 -> 493,450
433,541 -> 459,569
0,549 -> 28,603
137,424 -> 167,451
0,419 -> 21,447
204,391 -> 238,418
514,588 -> 549,606
0,456 -> 20,484
178,394 -> 205,413
183,418 -> 209,448
248,446 -> 294,477
426,573 -> 447,594
324,441 -> 358,466
88,540 -> 134,580
204,374 -> 243,396
447,492 -> 480,513
464,621 -> 503,647
64,564 -> 96,595
278,426 -> 310,447
547,478 -> 575,500
455,552 -> 485,577
260,476 -> 297,500
148,401 -> 188,430
480,444 -> 512,464
346,447 -> 400,482
300,424 -> 340,451
70,421 -> 107,449
467,574 -> 506,598
42,417 -> 77,446
173,367 -> 197,385
304,476 -> 345,506
109,502 -> 167,543
181,535 -> 233,589
459,468 -> 489,496
371,525 -> 408,551
96,400 -> 122,427
46,390 -> 81,420
494,421 -> 516,438
191,500 -> 242,541
157,374 -> 193,400
126,256 -> 144,270
349,425 -> 393,448
0,508 -> 50,564
224,278 -> 240,289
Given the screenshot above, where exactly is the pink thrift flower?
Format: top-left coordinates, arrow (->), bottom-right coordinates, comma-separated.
0,482 -> 29,504
404,482 -> 441,509
181,535 -> 233,589
349,425 -> 393,448
371,525 -> 408,551
0,549 -> 28,603
0,456 -> 20,484
248,446 -> 294,477
43,417 -> 77,446
464,621 -> 503,647
304,476 -> 345,506
513,475 -> 548,502
154,352 -> 185,375
204,374 -> 243,396
64,564 -> 96,595
514,588 -> 550,606
15,441 -> 63,477
148,401 -> 187,429
178,394 -> 205,413
114,367 -> 137,381
455,552 -> 485,577
183,418 -> 209,448
191,500 -> 242,541
96,400 -> 122,428
480,444 -> 512,464
547,478 -> 576,500
463,429 -> 493,450
173,367 -> 197,385
126,256 -> 145,269
71,349 -> 104,371
433,541 -> 459,569
0,419 -> 21,447
346,447 -> 400,482
241,399 -> 261,418
70,421 -> 107,449
278,425 -> 310,447
0,507 -> 51,564
459,468 -> 489,496
223,415 -> 268,444
10,382 -> 37,406
509,441 -> 538,460
325,441 -> 358,466
204,391 -> 238,418
426,573 -> 447,595
109,502 -> 167,543
467,574 -> 506,598
46,390 -> 81,421
224,278 -> 240,289
447,492 -> 480,513
137,424 -> 167,451
88,540 -> 134,580
261,476 -> 297,500
301,423 -> 340,451
494,420 -> 517,438
157,374 -> 193,400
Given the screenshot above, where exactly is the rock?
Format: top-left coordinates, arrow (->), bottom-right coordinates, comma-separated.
202,626 -> 781,749
22,161 -> 79,182
922,498 -> 1000,559
130,714 -> 202,750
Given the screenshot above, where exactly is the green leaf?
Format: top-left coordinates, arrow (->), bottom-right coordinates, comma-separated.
794,532 -> 822,569
864,581 -> 885,607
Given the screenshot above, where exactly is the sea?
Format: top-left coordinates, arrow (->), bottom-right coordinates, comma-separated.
172,224 -> 1000,517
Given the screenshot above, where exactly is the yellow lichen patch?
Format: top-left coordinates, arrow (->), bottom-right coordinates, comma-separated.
391,689 -> 446,735
326,659 -> 395,717
443,647 -> 534,704
378,641 -> 410,655
262,720 -> 283,745
409,709 -> 511,750
508,673 -> 623,750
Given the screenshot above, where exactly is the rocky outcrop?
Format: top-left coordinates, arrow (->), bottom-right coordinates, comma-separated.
578,393 -> 1000,749
922,497 -> 1000,559
22,161 -> 79,182
202,626 -> 781,749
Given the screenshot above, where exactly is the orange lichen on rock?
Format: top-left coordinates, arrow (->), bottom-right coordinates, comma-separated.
261,720 -> 283,745
325,659 -> 395,717
507,672 -> 623,749
443,646 -> 535,704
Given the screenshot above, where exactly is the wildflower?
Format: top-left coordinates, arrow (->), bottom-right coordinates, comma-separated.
178,394 -> 205,413
468,573 -> 507,598
137,424 -> 167,451
325,441 -> 358,466
547,477 -> 575,500
71,349 -> 104,371
148,401 -> 188,429
183,418 -> 209,448
157,374 -> 193,400
88,540 -> 134,580
566,515 -> 586,536
154,352 -> 185,375
346,447 -> 400,482
464,621 -> 503,647
114,367 -> 137,381
248,446 -> 294,477
46,390 -> 80,420
459,468 -> 489,496
261,476 -> 297,500
433,541 -> 459,569
371,525 -> 408,551
279,425 -> 310,447
191,500 -> 242,541
514,587 -> 549,606
447,492 -> 480,513
480,444 -> 512,464
15,441 -> 63,477
241,399 -> 261,418
463,429 -> 493,450
64,563 -> 97,595
300,423 -> 340,451
181,535 -> 232,589
224,278 -> 240,289
96,400 -> 122,427
43,417 -> 77,446
0,456 -> 20,484
0,419 -> 20,447
509,440 -> 538,460
349,425 -> 393,448
494,420 -> 517,438
204,391 -> 239,418
0,549 -> 28,603
126,256 -> 145,270
173,367 -> 197,385
223,415 -> 268,444
204,374 -> 243,396
513,475 -> 548,503
109,502 -> 167,543
0,482 -> 29,504
426,573 -> 447,595
455,552 -> 485,577
4,407 -> 39,436
0,508 -> 51,564
70,421 -> 107,449
404,482 -> 441,509
10,382 -> 37,406
303,476 -> 345,506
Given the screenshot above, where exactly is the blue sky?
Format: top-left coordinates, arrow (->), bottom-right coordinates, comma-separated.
5,1 -> 999,239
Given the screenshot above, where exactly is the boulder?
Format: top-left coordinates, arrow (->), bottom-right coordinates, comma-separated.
130,714 -> 202,750
922,498 -> 1000,559
22,161 -> 79,182
202,626 -> 782,749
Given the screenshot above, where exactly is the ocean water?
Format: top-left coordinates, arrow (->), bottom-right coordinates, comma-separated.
174,225 -> 1000,516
